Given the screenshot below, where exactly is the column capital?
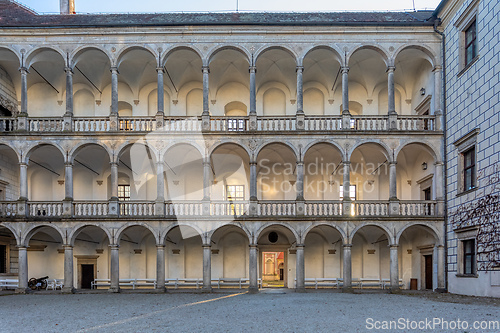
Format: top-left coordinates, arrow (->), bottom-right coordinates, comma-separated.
389,161 -> 397,166
249,244 -> 258,249
202,66 -> 210,74
19,66 -> 29,74
343,160 -> 351,165
110,161 -> 119,167
109,244 -> 120,249
386,66 -> 396,73
249,65 -> 256,73
341,66 -> 349,74
296,244 -> 305,248
16,245 -> 28,249
343,243 -> 352,248
64,67 -> 74,75
110,66 -> 119,74
19,161 -> 27,167
432,65 -> 443,72
65,161 -> 74,167
296,66 -> 304,73
296,160 -> 304,166
434,161 -> 444,166
156,244 -> 166,249
390,244 -> 399,249
202,244 -> 211,248
63,244 -> 74,249
156,67 -> 165,73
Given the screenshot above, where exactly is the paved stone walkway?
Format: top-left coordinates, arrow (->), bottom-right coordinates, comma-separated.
0,290 -> 498,332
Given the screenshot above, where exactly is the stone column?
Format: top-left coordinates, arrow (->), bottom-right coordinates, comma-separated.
110,161 -> 118,200
202,66 -> 210,116
341,67 -> 350,114
249,65 -> 257,130
387,66 -> 396,115
64,67 -> 74,117
156,67 -> 165,116
109,245 -> 120,292
202,159 -> 211,215
156,244 -> 166,291
249,244 -> 258,293
64,162 -> 73,200
16,246 -> 28,293
389,244 -> 399,292
63,245 -> 75,293
249,161 -> 257,201
109,161 -> 119,216
19,162 -> 28,200
155,161 -> 165,216
202,158 -> 211,201
435,161 -> 445,215
249,66 -> 256,114
296,160 -> 304,201
436,245 -> 446,291
110,67 -> 119,115
342,244 -> 352,291
389,161 -> 399,215
341,67 -> 352,129
63,162 -> 74,216
389,161 -> 397,200
295,244 -> 305,291
202,244 -> 212,291
433,66 -> 443,130
296,66 -> 304,114
19,67 -> 28,116
342,161 -> 351,215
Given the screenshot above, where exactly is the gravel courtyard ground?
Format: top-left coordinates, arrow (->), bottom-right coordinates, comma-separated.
0,290 -> 498,333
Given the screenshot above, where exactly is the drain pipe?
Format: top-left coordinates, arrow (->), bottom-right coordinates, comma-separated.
433,17 -> 448,292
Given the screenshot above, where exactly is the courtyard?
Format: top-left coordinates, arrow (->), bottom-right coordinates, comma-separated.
0,291 -> 498,332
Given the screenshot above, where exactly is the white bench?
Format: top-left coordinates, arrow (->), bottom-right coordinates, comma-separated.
134,279 -> 157,289
91,279 -> 110,289
381,279 -> 405,289
165,278 -> 202,289
216,278 -> 249,289
0,279 -> 19,290
359,278 -> 384,289
309,278 -> 340,289
92,278 -> 157,289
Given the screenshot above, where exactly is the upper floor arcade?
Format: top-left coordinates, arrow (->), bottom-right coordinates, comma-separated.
0,15 -> 443,135
0,134 -> 445,220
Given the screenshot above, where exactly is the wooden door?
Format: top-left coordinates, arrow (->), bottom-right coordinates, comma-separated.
424,255 -> 433,289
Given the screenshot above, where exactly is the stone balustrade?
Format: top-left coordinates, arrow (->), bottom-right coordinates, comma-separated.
0,115 -> 440,133
2,200 -> 442,218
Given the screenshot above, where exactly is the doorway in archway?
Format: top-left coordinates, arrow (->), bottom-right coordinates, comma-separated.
262,251 -> 285,288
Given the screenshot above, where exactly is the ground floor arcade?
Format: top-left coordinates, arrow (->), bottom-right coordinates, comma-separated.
0,219 -> 445,292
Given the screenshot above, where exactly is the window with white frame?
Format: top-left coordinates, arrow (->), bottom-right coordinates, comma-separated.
455,227 -> 478,277
454,0 -> 480,72
453,128 -> 479,194
339,185 -> 356,200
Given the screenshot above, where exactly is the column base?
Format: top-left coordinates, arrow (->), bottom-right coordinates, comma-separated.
108,287 -> 120,293
15,287 -> 30,294
295,287 -> 306,293
342,286 -> 354,293
248,287 -> 259,294
434,288 -> 447,293
390,287 -> 401,294
154,287 -> 166,293
201,287 -> 212,293
62,287 -> 75,294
